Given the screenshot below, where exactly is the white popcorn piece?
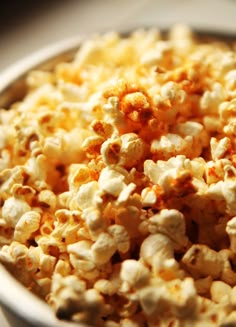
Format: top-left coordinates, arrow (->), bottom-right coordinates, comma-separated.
82,207 -> 106,239
160,81 -> 185,104
98,167 -> 126,197
25,154 -> 48,188
200,82 -> 225,114
38,190 -> 57,210
94,279 -> 117,296
103,96 -> 125,130
73,181 -> 102,210
75,37 -> 107,67
39,252 -> 57,274
14,211 -> 41,243
225,69 -> 236,89
140,233 -> 174,267
0,241 -> 28,264
69,254 -> 98,280
49,274 -> 92,320
207,179 -> 236,215
139,277 -> 196,318
169,23 -> 193,42
67,240 -> 93,261
219,99 -> 236,135
101,133 -> 147,168
141,187 -> 157,206
2,197 -> 31,227
148,209 -> 188,248
140,41 -> 172,67
226,217 -> 236,253
91,232 -> 117,265
172,121 -> 209,157
120,259 -> 150,289
67,240 -> 99,279
218,249 -> 236,286
108,225 -> 130,253
58,80 -> 87,102
144,156 -> 199,197
117,183 -> 136,204
151,133 -> 188,159
210,281 -> 232,304
210,137 -> 232,161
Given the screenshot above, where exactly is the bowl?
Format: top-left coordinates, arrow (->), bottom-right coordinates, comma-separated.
0,35 -> 90,327
0,27 -> 236,327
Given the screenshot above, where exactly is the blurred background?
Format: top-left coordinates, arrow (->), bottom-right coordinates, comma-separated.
0,0 -> 236,326
0,0 -> 236,72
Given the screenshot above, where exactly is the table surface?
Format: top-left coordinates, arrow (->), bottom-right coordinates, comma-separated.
0,0 -> 236,326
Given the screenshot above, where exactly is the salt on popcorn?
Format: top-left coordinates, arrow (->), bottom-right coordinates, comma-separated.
1,24 -> 236,326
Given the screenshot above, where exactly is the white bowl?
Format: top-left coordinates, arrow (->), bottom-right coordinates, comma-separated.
0,28 -> 235,327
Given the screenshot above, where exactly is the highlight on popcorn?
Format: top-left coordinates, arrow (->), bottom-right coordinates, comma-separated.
1,24 -> 236,326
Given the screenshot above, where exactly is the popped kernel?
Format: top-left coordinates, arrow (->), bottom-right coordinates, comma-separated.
1,25 -> 236,326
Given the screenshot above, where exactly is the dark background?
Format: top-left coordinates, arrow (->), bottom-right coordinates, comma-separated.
0,1 -> 53,29
0,1 -> 236,71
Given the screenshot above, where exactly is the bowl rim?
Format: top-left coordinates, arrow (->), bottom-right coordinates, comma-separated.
0,35 -> 85,109
0,265 -> 88,327
0,32 -> 97,327
0,25 -> 235,327
1,25 -> 236,108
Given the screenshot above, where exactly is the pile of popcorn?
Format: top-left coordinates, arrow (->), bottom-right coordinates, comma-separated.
1,25 -> 236,326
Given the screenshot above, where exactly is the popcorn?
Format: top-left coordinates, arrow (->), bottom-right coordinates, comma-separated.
120,259 -> 150,289
140,40 -> 172,67
210,137 -> 232,161
218,249 -> 236,286
200,82 -> 225,114
148,209 -> 188,248
151,133 -> 190,159
72,181 -> 102,210
1,25 -> 236,326
140,234 -> 174,267
225,69 -> 236,90
226,217 -> 236,253
91,232 -> 117,265
101,133 -> 147,168
2,197 -> 31,227
98,166 -> 127,197
107,224 -> 130,253
14,211 -> 41,243
210,281 -> 232,304
38,190 -> 57,210
94,278 -> 117,296
181,245 -> 222,279
82,207 -> 106,240
139,277 -> 197,319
